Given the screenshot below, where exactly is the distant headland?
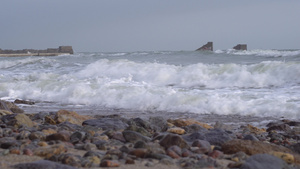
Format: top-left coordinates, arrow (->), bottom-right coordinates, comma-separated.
0,46 -> 73,57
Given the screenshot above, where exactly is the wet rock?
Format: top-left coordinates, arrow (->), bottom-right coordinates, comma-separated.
129,118 -> 151,130
83,118 -> 128,130
159,133 -> 189,149
23,148 -> 34,156
0,100 -> 24,114
166,147 -> 181,159
191,140 -> 211,154
267,124 -> 291,132
14,99 -> 35,105
1,114 -> 34,128
183,132 -> 206,143
245,124 -> 267,134
204,129 -> 233,146
13,160 -> 78,169
55,109 -> 93,126
122,130 -> 150,143
149,116 -> 168,132
70,131 -> 86,144
126,124 -> 151,137
240,154 -> 289,169
183,124 -> 207,133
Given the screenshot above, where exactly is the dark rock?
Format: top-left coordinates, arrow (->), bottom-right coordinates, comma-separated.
58,122 -> 82,132
0,137 -> 19,149
204,129 -> 233,146
159,134 -> 189,149
240,154 -> 289,169
129,118 -> 151,130
14,99 -> 35,105
13,160 -> 78,169
126,125 -> 151,137
0,100 -> 24,113
70,131 -> 86,144
267,124 -> 291,132
145,153 -> 171,160
183,124 -> 206,133
93,140 -> 108,150
83,118 -> 128,130
196,42 -> 213,51
16,131 -> 31,140
149,116 -> 168,132
233,44 -> 247,51
29,131 -> 46,141
111,132 -> 126,143
46,132 -> 70,142
83,151 -> 104,158
243,134 -> 259,141
55,153 -> 82,167
134,140 -> 147,148
122,130 -> 150,143
191,140 -> 211,154
1,114 -> 34,128
183,132 -> 206,143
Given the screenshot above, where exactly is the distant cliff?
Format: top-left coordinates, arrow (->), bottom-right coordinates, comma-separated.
0,46 -> 73,57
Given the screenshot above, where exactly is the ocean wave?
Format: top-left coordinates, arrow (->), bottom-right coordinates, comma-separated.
215,49 -> 300,57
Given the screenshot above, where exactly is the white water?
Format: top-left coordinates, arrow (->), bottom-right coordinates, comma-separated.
1,49 -> 300,119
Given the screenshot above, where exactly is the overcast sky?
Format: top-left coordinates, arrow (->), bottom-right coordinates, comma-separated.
1,1 -> 299,52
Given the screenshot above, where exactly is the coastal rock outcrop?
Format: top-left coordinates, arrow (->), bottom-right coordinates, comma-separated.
196,42 -> 213,51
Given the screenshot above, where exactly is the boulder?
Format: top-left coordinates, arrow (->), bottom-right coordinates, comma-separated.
55,109 -> 93,126
196,42 -> 213,51
1,114 -> 34,128
0,100 -> 24,114
159,134 -> 189,149
167,119 -> 213,129
122,130 -> 150,143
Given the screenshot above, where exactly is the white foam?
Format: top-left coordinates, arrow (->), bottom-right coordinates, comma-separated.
1,55 -> 300,119
216,49 -> 300,57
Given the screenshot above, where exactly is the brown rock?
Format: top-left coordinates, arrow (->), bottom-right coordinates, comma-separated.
23,148 -> 34,156
34,144 -> 67,158
100,160 -> 120,167
246,124 -> 267,134
0,110 -> 13,116
167,127 -> 185,135
9,148 -> 21,155
55,109 -> 93,125
222,139 -> 292,155
0,100 -> 24,113
166,149 -> 181,159
129,148 -> 148,158
208,150 -> 224,159
45,132 -> 70,142
42,128 -> 57,135
159,134 -> 189,149
1,114 -> 34,128
167,119 -> 213,129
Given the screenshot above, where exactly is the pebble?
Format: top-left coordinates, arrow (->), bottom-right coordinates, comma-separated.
0,103 -> 300,169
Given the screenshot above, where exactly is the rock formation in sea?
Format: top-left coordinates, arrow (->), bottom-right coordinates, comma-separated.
196,42 -> 213,51
233,44 -> 247,50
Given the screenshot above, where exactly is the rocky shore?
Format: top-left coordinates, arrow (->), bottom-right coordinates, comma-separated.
1,99 -> 300,169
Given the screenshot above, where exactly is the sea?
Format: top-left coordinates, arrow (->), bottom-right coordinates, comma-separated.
1,49 -> 300,127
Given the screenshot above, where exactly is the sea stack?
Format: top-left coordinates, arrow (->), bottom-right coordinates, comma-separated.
196,42 -> 213,51
233,44 -> 247,50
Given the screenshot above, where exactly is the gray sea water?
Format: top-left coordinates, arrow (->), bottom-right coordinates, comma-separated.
1,49 -> 300,126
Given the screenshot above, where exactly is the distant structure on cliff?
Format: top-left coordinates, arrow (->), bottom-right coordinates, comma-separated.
196,42 -> 213,51
233,44 -> 247,50
0,46 -> 73,57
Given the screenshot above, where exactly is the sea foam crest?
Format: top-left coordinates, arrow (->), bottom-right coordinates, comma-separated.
215,49 -> 300,57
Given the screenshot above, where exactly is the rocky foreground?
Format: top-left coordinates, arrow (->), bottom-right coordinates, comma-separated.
1,100 -> 300,169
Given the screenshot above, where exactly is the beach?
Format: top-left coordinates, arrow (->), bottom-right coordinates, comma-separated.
1,99 -> 300,169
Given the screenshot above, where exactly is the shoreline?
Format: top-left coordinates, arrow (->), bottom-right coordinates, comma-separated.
1,99 -> 300,168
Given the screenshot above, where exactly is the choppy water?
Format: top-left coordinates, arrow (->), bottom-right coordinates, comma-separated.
0,49 -> 300,122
